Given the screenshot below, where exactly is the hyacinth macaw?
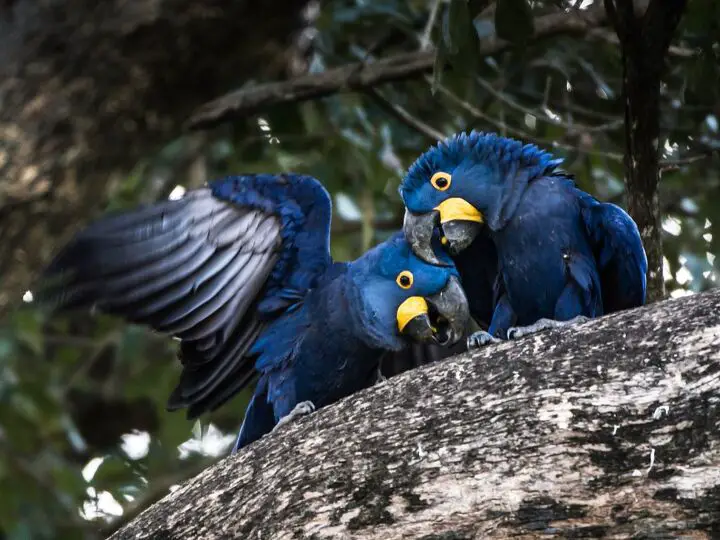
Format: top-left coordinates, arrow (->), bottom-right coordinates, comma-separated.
38,174 -> 470,452
399,131 -> 648,348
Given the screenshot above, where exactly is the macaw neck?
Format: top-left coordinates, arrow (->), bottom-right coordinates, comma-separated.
462,163 -> 569,232
251,261 -> 383,411
343,259 -> 406,352
305,262 -> 393,357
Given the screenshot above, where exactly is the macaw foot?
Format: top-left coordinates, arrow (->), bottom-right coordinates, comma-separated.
271,401 -> 316,433
507,315 -> 591,340
467,330 -> 503,349
375,367 -> 387,384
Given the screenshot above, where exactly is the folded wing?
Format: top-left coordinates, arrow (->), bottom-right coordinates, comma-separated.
580,196 -> 648,314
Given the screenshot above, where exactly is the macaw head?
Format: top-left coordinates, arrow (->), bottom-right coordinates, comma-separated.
399,131 -> 564,265
351,232 -> 470,351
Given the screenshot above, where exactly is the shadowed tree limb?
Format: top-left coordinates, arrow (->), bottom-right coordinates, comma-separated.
110,287 -> 720,539
187,5 -> 610,130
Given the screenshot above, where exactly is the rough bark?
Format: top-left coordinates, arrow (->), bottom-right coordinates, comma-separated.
0,0 -> 312,311
110,287 -> 720,540
604,0 -> 688,303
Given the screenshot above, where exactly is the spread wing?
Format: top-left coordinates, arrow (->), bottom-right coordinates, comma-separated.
580,198 -> 648,314
39,186 -> 287,417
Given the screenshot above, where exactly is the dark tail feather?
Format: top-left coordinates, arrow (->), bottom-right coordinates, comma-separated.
231,381 -> 276,453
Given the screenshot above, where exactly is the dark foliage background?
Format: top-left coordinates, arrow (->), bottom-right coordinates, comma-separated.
0,0 -> 717,538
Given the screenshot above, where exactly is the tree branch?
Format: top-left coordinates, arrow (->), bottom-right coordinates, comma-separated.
101,457 -> 218,538
475,76 -> 624,135
187,5 -> 609,130
110,287 -> 720,539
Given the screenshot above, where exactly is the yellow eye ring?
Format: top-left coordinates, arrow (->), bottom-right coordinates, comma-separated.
430,172 -> 452,191
396,270 -> 414,289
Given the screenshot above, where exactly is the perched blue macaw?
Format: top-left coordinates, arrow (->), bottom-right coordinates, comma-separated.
39,174 -> 470,452
399,131 -> 648,348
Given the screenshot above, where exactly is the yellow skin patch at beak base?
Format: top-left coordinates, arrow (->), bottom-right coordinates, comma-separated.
434,198 -> 484,224
396,296 -> 429,333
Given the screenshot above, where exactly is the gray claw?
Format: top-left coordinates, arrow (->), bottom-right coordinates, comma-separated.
467,330 -> 503,349
272,400 -> 316,432
507,315 -> 591,340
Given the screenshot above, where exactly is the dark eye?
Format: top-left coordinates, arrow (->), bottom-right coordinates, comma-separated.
396,270 -> 414,289
430,172 -> 451,191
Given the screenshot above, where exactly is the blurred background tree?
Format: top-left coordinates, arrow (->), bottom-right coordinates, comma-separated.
0,0 -> 717,538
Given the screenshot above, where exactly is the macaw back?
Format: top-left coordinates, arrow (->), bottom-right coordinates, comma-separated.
491,174 -> 603,326
234,262 -> 386,449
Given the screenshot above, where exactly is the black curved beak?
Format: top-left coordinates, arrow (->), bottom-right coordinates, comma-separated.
439,220 -> 483,255
397,275 -> 470,346
403,209 -> 448,267
404,199 -> 484,263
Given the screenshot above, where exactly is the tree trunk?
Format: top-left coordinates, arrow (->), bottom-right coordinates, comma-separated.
108,288 -> 720,540
0,0 -> 312,312
604,0 -> 688,303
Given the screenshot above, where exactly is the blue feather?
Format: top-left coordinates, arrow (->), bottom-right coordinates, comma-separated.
400,130 -> 564,201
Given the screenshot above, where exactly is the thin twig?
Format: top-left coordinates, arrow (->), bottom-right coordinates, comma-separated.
511,86 -> 622,122
420,0 -> 443,51
429,77 -> 625,161
660,152 -> 718,172
476,76 -> 624,134
366,88 -> 445,141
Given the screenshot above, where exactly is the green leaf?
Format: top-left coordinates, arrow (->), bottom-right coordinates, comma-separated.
300,102 -> 324,133
495,0 -> 534,44
439,0 -> 478,71
442,0 -> 471,55
12,309 -> 43,356
158,407 -> 195,449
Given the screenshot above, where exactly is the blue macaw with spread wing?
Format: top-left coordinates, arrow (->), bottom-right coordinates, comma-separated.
39,174 -> 470,452
399,131 -> 647,348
